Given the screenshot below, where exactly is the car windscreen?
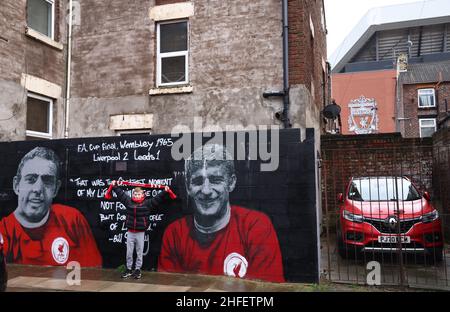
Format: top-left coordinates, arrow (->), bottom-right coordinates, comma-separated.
348,177 -> 421,201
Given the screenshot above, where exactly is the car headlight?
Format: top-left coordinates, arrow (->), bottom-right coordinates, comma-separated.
343,210 -> 364,223
422,210 -> 439,223
0,234 -> 3,245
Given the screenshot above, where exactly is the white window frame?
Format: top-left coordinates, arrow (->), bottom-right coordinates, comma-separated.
156,19 -> 189,87
28,0 -> 55,40
320,6 -> 326,33
26,92 -> 53,140
48,0 -> 55,40
418,88 -> 436,108
419,118 -> 437,138
309,14 -> 315,39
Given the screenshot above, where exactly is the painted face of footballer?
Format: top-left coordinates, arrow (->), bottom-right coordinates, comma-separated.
187,165 -> 236,219
14,157 -> 60,223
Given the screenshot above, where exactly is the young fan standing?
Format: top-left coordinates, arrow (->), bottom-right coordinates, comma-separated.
110,181 -> 171,279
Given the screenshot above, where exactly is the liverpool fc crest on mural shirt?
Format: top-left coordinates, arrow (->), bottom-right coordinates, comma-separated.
158,205 -> 285,283
0,204 -> 102,266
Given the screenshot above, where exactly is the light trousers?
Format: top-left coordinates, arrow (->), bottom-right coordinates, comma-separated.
126,231 -> 145,270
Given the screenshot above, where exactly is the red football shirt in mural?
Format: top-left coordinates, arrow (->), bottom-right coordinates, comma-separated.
158,205 -> 285,283
0,204 -> 102,267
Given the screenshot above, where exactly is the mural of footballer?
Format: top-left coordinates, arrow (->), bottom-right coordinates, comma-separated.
158,144 -> 285,283
0,147 -> 102,267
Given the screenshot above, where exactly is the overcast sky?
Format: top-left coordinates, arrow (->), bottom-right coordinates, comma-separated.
325,0 -> 423,61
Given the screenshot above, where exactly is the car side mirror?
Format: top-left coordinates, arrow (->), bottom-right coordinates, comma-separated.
337,193 -> 344,203
423,191 -> 431,202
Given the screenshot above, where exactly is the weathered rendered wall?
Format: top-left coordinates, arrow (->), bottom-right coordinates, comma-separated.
69,0 -> 284,137
68,0 -> 327,137
1,0 -> 328,140
0,0 -> 67,141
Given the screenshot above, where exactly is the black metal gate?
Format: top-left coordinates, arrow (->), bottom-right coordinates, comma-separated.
320,135 -> 450,290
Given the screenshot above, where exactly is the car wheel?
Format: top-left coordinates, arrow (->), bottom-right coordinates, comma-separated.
337,230 -> 359,260
337,235 -> 348,259
337,228 -> 346,258
0,259 -> 5,292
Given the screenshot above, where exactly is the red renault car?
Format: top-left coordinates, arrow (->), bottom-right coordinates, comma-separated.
337,176 -> 443,262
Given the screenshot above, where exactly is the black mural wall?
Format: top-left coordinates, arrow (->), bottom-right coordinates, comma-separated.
0,128 -> 319,283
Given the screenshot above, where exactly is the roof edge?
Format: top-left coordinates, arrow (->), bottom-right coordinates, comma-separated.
330,0 -> 450,73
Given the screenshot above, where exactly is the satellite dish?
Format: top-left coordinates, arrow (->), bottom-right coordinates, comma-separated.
323,102 -> 341,119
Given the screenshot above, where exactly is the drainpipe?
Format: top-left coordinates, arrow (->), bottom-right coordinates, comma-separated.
263,0 -> 291,128
281,0 -> 291,128
64,0 -> 73,138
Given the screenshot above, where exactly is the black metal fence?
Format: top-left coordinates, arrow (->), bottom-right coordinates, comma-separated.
320,142 -> 450,290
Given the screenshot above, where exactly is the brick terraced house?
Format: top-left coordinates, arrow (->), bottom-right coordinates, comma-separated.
0,0 -> 329,141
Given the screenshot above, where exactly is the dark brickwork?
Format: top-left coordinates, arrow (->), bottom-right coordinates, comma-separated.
288,0 -> 328,111
432,128 -> 450,218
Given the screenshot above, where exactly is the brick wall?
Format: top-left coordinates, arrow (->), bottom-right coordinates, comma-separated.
321,133 -> 434,217
288,0 -> 328,113
433,128 -> 450,216
402,82 -> 450,138
321,130 -> 450,240
1,0 -> 328,140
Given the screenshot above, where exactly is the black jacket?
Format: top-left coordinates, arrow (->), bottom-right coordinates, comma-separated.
113,186 -> 168,232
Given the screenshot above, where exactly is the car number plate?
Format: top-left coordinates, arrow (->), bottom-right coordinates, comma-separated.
378,236 -> 411,244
